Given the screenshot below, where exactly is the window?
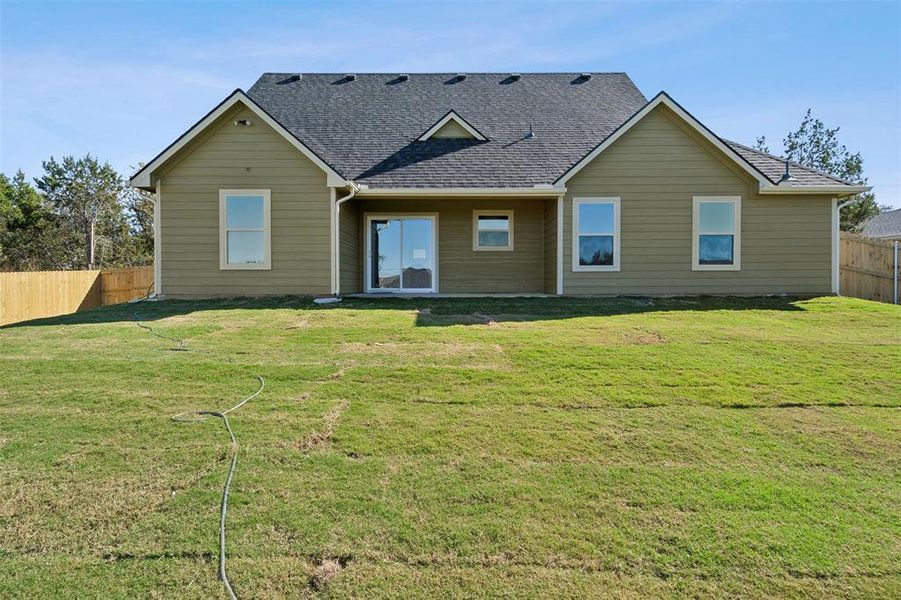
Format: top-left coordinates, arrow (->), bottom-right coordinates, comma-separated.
219,189 -> 271,270
692,196 -> 741,271
473,210 -> 513,251
573,197 -> 620,271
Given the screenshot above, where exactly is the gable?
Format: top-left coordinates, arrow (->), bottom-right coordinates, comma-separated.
556,93 -> 770,189
566,104 -> 752,190
130,90 -> 346,190
430,119 -> 477,139
417,110 -> 487,142
160,105 -> 329,185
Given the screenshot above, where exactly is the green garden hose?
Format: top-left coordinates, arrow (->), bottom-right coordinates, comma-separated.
171,376 -> 265,600
134,311 -> 263,599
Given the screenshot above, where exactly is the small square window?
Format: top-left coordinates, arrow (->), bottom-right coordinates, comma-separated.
473,210 -> 513,251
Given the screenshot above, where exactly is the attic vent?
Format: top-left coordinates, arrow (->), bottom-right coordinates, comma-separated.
500,74 -> 521,85
278,74 -> 301,84
572,73 -> 593,84
456,73 -> 467,81
346,73 -> 357,81
446,73 -> 467,84
387,74 -> 409,86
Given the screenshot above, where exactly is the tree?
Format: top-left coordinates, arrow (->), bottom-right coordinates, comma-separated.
760,110 -> 880,231
35,155 -> 125,269
121,164 -> 155,264
0,170 -> 80,271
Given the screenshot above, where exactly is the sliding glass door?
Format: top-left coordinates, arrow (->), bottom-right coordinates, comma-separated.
366,216 -> 436,293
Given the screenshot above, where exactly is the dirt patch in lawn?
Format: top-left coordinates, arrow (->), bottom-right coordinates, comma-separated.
296,400 -> 348,451
341,341 -> 481,357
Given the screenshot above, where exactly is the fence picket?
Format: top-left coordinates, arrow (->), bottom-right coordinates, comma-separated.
0,267 -> 153,326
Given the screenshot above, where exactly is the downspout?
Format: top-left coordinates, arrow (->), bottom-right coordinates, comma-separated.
152,179 -> 162,298
333,182 -> 359,296
833,197 -> 856,296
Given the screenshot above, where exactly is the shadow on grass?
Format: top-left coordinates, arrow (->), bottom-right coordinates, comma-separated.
1,294 -> 811,329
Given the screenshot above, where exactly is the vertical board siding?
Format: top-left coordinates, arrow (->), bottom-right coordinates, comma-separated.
840,233 -> 899,303
0,267 -> 153,326
562,106 -> 833,295
354,197 -> 546,293
159,105 -> 332,298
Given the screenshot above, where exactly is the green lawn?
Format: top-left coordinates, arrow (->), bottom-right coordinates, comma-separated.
0,296 -> 899,598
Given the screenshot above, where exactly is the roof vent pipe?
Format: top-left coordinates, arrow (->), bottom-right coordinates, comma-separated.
778,159 -> 796,183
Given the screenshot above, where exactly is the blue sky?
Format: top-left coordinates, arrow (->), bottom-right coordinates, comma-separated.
2,0 -> 899,206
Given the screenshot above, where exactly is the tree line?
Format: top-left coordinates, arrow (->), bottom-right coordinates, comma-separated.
0,110 -> 887,272
0,156 -> 153,271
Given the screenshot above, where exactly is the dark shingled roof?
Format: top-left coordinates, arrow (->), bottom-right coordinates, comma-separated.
861,208 -> 901,239
724,140 -> 856,188
248,73 -> 647,188
247,72 -> 860,189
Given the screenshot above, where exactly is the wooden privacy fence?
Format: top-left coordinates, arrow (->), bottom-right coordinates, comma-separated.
0,266 -> 153,326
840,233 -> 899,304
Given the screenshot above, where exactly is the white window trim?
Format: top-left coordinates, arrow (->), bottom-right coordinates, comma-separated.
692,196 -> 741,271
572,197 -> 621,272
219,189 -> 272,270
473,209 -> 514,251
364,213 -> 439,293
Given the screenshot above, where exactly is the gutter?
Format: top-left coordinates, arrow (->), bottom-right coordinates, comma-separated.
333,182 -> 359,296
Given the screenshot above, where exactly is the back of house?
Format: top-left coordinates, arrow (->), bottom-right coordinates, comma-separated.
131,72 -> 867,298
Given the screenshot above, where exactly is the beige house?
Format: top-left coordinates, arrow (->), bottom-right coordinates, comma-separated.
130,73 -> 868,298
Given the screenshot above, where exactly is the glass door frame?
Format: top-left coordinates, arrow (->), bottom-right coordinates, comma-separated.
364,213 -> 439,294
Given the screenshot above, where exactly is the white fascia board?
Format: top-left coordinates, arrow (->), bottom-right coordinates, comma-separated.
417,110 -> 487,141
130,89 -> 348,189
354,187 -> 564,198
556,92 -> 772,188
758,185 -> 871,196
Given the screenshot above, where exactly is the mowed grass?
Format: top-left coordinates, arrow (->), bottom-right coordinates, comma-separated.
0,295 -> 899,599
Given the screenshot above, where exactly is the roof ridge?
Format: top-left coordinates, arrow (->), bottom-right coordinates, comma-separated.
724,139 -> 854,186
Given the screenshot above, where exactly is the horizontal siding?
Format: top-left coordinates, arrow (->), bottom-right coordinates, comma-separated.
340,202 -> 361,294
353,197 -> 546,294
562,105 -> 833,296
544,198 -> 558,294
160,105 -> 331,298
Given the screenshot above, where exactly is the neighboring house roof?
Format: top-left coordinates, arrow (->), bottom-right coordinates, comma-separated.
861,208 -> 901,239
131,72 -> 869,195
